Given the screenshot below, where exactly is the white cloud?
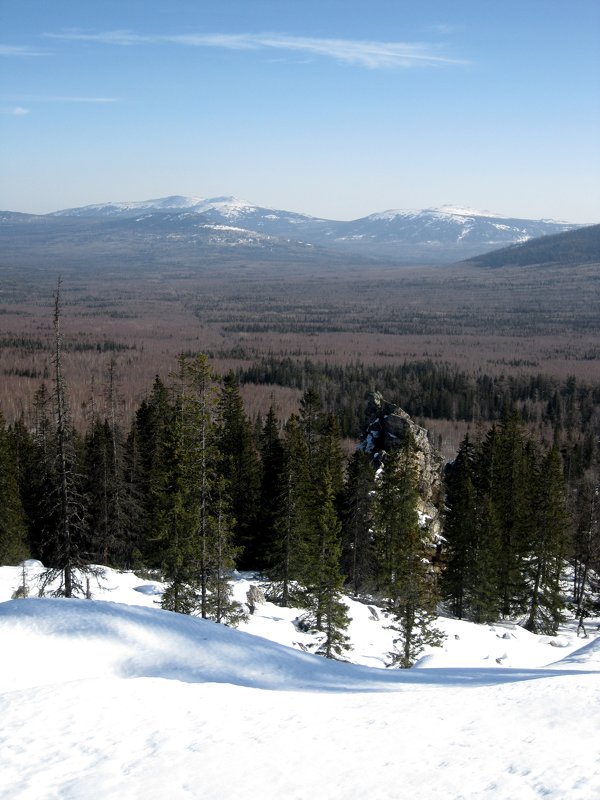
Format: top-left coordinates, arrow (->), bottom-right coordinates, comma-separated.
46,30 -> 468,69
41,96 -> 120,103
5,95 -> 120,104
2,106 -> 30,116
0,44 -> 45,57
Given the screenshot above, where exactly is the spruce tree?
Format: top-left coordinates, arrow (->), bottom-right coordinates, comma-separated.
27,384 -> 58,562
202,477 -> 245,625
571,474 -> 600,633
299,388 -> 323,479
215,371 -> 261,567
39,280 -> 91,597
0,412 -> 28,564
493,410 -> 530,616
305,472 -> 351,659
160,354 -> 209,613
523,446 -> 570,634
8,415 -> 37,558
374,437 -> 444,668
341,449 -> 376,596
268,414 -> 311,606
442,435 -> 477,618
159,355 -> 244,625
128,376 -> 174,567
257,406 -> 285,570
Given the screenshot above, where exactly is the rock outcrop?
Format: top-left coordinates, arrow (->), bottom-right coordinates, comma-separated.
362,391 -> 444,540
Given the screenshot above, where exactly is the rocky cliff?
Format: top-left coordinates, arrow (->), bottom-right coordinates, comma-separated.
362,391 -> 444,540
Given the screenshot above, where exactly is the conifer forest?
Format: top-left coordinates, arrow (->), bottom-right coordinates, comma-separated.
2,280 -> 599,667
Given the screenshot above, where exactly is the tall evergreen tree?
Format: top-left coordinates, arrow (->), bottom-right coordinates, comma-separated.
493,410 -> 531,616
523,446 -> 570,634
0,412 -> 28,564
268,414 -> 311,606
83,370 -> 139,570
304,471 -> 351,659
442,435 -> 477,619
8,414 -> 38,558
374,437 -> 444,668
341,449 -> 376,595
202,477 -> 245,625
299,388 -> 323,480
128,375 -> 174,567
215,371 -> 261,567
571,473 -> 600,632
26,384 -> 58,562
159,355 -> 244,625
257,406 -> 285,570
39,280 -> 91,597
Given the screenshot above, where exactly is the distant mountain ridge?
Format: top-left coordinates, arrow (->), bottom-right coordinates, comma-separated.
464,223 -> 600,268
0,195 -> 587,267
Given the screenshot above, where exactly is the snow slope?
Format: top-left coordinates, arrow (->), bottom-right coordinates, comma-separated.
0,563 -> 599,799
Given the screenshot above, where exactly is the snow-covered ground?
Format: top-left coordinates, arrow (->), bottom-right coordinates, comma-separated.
1,561 -> 599,799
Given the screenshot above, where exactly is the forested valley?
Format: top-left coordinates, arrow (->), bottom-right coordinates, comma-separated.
1,285 -> 599,666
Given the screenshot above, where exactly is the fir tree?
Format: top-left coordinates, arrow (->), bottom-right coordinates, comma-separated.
8,414 -> 37,558
268,414 -> 311,606
128,376 -> 174,567
257,406 -> 285,570
523,446 -> 570,634
374,437 -> 444,668
341,449 -> 376,596
492,410 -> 531,616
304,472 -> 351,659
571,474 -> 600,634
299,388 -> 323,479
159,355 -> 244,625
202,477 -> 246,625
215,371 -> 261,568
0,412 -> 28,564
27,384 -> 58,561
442,435 -> 477,618
39,280 -> 91,597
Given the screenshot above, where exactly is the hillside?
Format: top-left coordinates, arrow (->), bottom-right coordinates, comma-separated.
465,223 -> 600,267
0,563 -> 599,799
0,196 -> 580,267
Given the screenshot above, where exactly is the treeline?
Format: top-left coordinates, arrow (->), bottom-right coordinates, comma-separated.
0,291 -> 598,662
444,415 -> 570,634
239,356 -> 600,441
0,353 -> 449,664
1,351 -> 598,662
466,223 -> 600,268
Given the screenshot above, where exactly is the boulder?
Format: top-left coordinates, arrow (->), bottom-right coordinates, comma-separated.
362,391 -> 444,541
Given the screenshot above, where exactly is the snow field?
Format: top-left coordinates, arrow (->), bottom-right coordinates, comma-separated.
0,562 -> 599,799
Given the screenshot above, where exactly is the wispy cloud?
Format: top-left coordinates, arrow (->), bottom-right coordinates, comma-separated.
46,30 -> 468,69
2,106 -> 30,116
38,95 -> 119,103
0,44 -> 45,57
428,23 -> 463,36
4,95 -> 120,104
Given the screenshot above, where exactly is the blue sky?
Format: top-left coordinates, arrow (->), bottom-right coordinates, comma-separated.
1,0 -> 599,221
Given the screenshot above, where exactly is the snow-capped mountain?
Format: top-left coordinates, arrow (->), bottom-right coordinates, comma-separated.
49,195 -> 327,229
326,205 -> 578,260
1,195 -> 584,267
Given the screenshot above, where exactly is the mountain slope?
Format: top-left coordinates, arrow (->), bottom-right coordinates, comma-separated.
1,196 -> 583,267
464,223 -> 600,267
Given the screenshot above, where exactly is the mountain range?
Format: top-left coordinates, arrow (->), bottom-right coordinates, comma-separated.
0,195 -> 587,268
464,222 -> 600,268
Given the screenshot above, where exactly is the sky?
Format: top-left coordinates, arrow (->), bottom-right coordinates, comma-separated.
1,0 -> 599,222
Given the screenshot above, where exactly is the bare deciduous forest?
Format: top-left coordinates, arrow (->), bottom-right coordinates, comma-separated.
2,259 -> 600,454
